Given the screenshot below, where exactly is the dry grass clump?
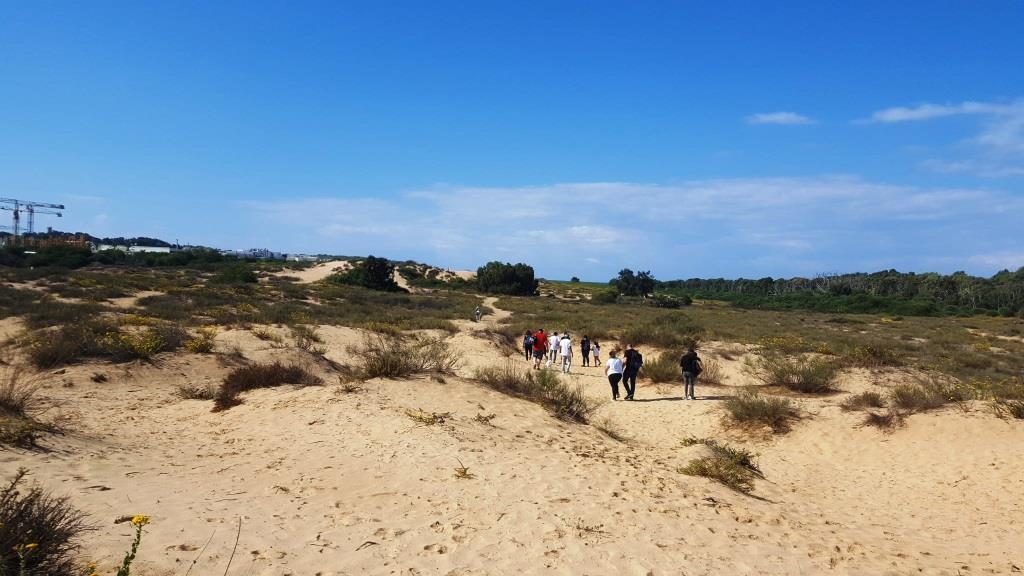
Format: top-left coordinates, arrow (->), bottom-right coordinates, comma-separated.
176,383 -> 218,400
405,408 -> 452,425
722,390 -> 799,433
0,367 -> 55,447
353,335 -> 460,379
213,362 -> 322,411
473,361 -> 593,423
840,390 -> 886,411
679,437 -> 763,494
641,352 -> 682,383
747,353 -> 839,393
291,325 -> 326,355
862,409 -> 905,430
1,468 -> 90,576
993,399 -> 1024,419
889,378 -> 963,413
700,357 -> 724,385
593,417 -> 629,442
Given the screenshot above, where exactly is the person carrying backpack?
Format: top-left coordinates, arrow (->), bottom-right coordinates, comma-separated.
523,330 -> 534,361
622,344 -> 643,400
532,329 -> 548,370
679,345 -> 703,400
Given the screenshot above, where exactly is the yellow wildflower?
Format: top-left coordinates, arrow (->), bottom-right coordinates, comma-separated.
131,514 -> 151,527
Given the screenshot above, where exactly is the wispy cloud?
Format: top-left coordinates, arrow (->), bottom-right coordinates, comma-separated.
242,177 -> 1024,278
746,112 -> 814,125
866,99 -> 1024,178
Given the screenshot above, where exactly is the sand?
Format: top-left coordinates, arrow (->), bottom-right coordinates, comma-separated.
3,298 -> 1023,575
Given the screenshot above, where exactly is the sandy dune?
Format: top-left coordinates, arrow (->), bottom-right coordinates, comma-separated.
4,299 -> 1023,575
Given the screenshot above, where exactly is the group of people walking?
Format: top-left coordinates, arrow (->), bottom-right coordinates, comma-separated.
521,329 -> 703,401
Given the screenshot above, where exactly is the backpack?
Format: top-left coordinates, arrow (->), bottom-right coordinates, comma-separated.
525,335 -> 534,347
693,358 -> 703,376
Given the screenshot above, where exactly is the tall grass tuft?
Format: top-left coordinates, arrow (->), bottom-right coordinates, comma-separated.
0,469 -> 90,576
474,360 -> 593,423
840,390 -> 886,411
354,335 -> 460,379
722,390 -> 798,432
889,378 -> 963,413
0,367 -> 54,447
213,362 -> 322,411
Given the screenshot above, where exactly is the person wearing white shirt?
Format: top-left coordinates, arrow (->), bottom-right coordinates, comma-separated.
605,351 -> 624,400
547,332 -> 560,366
559,334 -> 573,373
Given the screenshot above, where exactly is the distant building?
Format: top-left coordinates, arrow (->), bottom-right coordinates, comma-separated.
94,243 -> 171,254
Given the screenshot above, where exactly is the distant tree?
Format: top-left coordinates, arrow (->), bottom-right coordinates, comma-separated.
476,261 -> 538,295
329,255 -> 402,291
570,276 -> 581,283
612,268 -> 656,297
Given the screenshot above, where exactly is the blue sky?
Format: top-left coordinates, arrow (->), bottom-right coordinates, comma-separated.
2,1 -> 1023,280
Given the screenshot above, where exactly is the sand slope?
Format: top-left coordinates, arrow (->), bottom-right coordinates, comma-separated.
4,300 -> 1023,575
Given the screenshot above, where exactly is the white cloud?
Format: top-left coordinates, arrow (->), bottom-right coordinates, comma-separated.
867,99 -> 1024,178
242,177 -> 1024,278
746,112 -> 815,125
968,251 -> 1024,271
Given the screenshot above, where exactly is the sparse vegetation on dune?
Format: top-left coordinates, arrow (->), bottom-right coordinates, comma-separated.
353,335 -> 460,380
640,352 -> 682,383
723,390 -> 799,433
474,361 -> 593,423
27,320 -> 186,368
213,362 -> 322,411
747,353 -> 840,393
840,391 -> 886,411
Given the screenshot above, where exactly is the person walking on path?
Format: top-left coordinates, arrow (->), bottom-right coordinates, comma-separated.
605,350 -> 624,400
523,330 -> 534,361
547,332 -> 560,366
591,341 -> 601,365
474,305 -> 482,322
580,335 -> 591,367
622,344 -> 643,400
559,333 -> 573,373
532,329 -> 548,370
679,345 -> 703,400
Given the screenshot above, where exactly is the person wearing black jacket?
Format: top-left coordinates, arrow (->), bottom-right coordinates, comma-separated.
580,335 -> 591,367
622,344 -> 643,400
679,345 -> 702,400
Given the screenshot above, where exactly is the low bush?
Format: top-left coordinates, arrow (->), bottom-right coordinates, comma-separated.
679,438 -> 762,494
355,335 -> 460,379
863,409 -> 905,430
722,390 -> 798,432
0,366 -> 42,418
1,468 -> 90,576
184,327 -> 217,353
890,379 -> 962,413
473,361 -> 593,423
28,321 -> 187,368
843,342 -> 904,368
213,362 -> 322,411
748,353 -> 839,393
641,352 -> 682,383
840,390 -> 886,411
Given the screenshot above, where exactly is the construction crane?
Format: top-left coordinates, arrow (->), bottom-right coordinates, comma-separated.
0,198 -> 65,236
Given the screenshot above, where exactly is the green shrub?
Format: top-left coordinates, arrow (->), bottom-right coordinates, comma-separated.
476,261 -> 538,296
722,390 -> 798,432
210,264 -> 257,284
213,362 -> 322,411
473,361 -> 593,423
0,468 -> 89,576
329,256 -> 402,292
590,290 -> 618,305
748,353 -> 839,393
